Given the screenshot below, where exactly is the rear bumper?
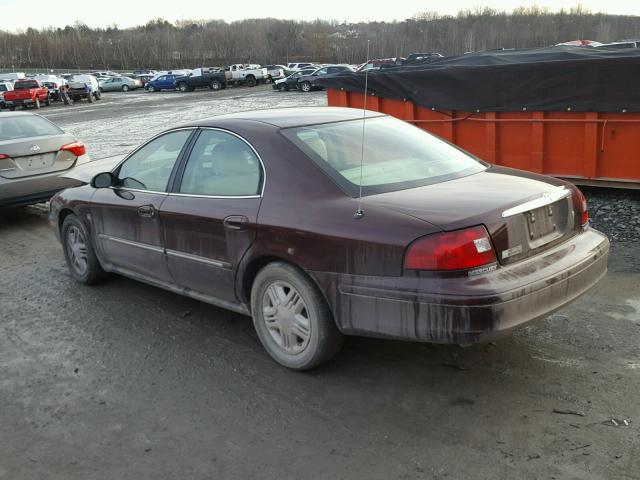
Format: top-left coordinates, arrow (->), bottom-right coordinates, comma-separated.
0,170 -> 83,207
311,228 -> 609,344
5,99 -> 34,106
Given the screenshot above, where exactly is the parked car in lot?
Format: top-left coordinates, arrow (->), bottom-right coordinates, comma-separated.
297,65 -> 355,92
67,74 -> 101,103
226,64 -> 268,87
3,79 -> 50,110
99,76 -> 140,92
134,74 -> 154,86
0,112 -> 89,207
272,68 -> 316,91
0,81 -> 14,108
133,69 -> 157,76
175,68 -> 230,92
265,65 -> 286,82
145,74 -> 180,92
287,62 -> 316,72
49,107 -> 608,370
34,75 -> 67,102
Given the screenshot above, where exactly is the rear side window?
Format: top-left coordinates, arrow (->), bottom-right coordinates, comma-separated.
15,81 -> 38,90
179,130 -> 262,197
116,130 -> 192,192
0,116 -> 63,141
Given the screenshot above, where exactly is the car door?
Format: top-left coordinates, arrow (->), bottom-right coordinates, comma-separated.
90,129 -> 195,282
160,128 -> 263,304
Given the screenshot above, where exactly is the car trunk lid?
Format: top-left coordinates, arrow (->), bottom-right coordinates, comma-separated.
0,134 -> 78,179
363,167 -> 583,265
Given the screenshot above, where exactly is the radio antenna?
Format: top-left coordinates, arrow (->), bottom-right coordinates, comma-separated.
354,39 -> 370,220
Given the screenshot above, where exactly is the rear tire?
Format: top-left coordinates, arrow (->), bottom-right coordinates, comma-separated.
34,98 -> 41,109
122,84 -> 129,92
245,76 -> 256,87
61,214 -> 107,285
45,97 -> 51,107
87,92 -> 94,103
210,80 -> 222,91
177,82 -> 188,93
250,262 -> 344,370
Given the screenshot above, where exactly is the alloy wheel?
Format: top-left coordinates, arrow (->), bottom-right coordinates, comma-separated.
66,225 -> 88,276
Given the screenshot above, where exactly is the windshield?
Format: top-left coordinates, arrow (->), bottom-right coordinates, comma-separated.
282,116 -> 486,196
0,116 -> 63,141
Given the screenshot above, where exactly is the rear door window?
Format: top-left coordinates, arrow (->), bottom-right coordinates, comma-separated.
179,130 -> 262,197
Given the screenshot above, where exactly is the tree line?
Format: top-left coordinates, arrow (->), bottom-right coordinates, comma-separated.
1,6 -> 640,71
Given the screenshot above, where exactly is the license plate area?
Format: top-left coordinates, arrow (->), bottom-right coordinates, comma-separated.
15,153 -> 56,171
525,200 -> 568,248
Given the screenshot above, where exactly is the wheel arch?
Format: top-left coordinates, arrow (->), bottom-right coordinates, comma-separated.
239,254 -> 333,321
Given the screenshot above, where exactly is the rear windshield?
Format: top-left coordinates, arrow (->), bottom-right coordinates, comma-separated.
0,116 -> 63,141
282,116 -> 486,196
15,81 -> 39,90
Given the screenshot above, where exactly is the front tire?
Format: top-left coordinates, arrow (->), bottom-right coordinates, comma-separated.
34,98 -> 41,109
177,82 -> 188,93
61,214 -> 106,285
210,80 -> 222,90
250,262 -> 344,370
300,81 -> 312,92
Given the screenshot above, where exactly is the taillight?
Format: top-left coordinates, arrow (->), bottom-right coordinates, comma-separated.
405,225 -> 497,271
575,189 -> 589,226
60,141 -> 86,157
0,154 -> 9,160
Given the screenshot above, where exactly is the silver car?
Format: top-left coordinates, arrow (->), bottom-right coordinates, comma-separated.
0,112 -> 90,207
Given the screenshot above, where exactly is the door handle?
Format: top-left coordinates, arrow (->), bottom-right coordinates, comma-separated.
138,205 -> 156,218
224,215 -> 249,231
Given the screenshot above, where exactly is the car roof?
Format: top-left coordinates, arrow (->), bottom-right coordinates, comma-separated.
189,107 -> 385,129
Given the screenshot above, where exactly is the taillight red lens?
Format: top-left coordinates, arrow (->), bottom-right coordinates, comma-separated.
576,189 -> 589,226
405,225 -> 497,271
0,154 -> 9,160
60,141 -> 86,157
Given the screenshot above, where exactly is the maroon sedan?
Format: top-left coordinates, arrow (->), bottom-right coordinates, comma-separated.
49,107 -> 609,370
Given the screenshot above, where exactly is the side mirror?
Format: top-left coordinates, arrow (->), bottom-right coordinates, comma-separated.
91,171 -> 115,189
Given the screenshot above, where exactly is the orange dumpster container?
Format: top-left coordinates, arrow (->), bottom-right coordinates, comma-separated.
327,88 -> 640,189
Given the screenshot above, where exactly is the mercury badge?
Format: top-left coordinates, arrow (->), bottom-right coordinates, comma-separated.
29,145 -> 41,152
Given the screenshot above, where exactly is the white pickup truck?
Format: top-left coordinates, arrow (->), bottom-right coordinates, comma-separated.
226,64 -> 268,87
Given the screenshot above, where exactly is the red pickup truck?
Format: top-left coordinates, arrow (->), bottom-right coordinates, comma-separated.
4,79 -> 50,110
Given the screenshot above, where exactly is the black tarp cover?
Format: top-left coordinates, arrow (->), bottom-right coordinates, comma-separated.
316,46 -> 640,112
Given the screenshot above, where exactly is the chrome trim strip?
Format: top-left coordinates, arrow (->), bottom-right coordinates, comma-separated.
166,249 -> 231,269
501,187 -> 571,218
98,234 -> 164,253
168,192 -> 260,200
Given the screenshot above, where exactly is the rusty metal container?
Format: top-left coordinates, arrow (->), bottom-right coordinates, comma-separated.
327,88 -> 640,189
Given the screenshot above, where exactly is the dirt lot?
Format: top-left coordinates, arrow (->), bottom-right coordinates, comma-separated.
1,87 -> 639,480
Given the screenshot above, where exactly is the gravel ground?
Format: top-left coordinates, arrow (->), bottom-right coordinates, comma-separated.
584,188 -> 640,243
1,87 -> 639,480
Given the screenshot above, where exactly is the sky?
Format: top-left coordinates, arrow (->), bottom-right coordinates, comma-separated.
1,0 -> 639,31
